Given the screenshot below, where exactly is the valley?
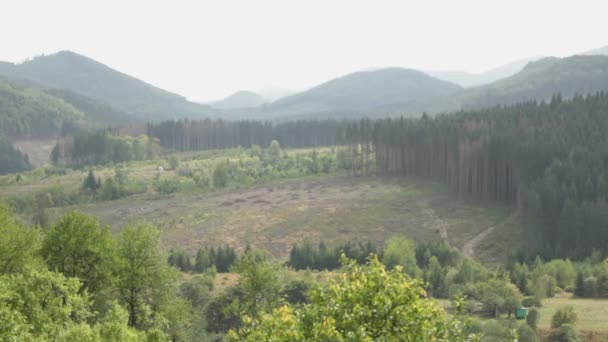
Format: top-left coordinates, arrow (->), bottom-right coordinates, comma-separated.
2,25 -> 608,340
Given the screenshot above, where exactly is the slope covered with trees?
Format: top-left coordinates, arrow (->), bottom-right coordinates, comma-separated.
0,136 -> 31,175
447,55 -> 608,112
0,51 -> 216,121
0,78 -> 87,138
256,68 -> 462,119
345,92 -> 608,260
44,88 -> 135,125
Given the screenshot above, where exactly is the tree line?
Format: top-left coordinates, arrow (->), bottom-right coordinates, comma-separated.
343,93 -> 608,260
146,118 -> 346,151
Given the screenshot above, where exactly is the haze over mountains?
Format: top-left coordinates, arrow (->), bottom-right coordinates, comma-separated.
583,45 -> 608,56
427,57 -> 541,88
208,91 -> 266,109
2,46 -> 608,135
0,51 -> 215,121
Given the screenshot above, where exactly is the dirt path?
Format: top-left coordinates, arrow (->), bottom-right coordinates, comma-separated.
417,201 -> 451,247
462,225 -> 495,258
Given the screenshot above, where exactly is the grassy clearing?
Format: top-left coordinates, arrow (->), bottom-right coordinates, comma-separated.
2,147 -> 521,263
38,175 -> 518,264
537,294 -> 608,332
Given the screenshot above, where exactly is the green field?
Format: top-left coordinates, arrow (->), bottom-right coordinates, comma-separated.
538,294 -> 608,332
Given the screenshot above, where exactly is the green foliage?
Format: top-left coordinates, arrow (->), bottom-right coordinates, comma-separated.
228,255 -> 476,341
288,240 -> 377,271
168,155 -> 179,170
98,302 -> 142,341
551,305 -> 578,328
168,248 -> 192,272
40,212 -> 116,303
477,278 -> 522,318
212,161 -> 230,188
207,245 -> 238,272
67,131 -> 158,166
516,323 -> 540,342
148,118 -> 342,151
0,266 -> 92,340
349,92 -> 608,259
534,274 -> 557,299
0,77 -> 87,138
83,168 -> 100,192
0,136 -> 31,175
550,324 -> 580,342
194,247 -> 213,273
154,176 -> 181,194
229,251 -> 281,320
180,274 -> 214,309
382,236 -> 421,277
526,308 -> 540,330
268,139 -> 282,159
0,205 -> 39,275
115,224 -> 180,329
281,280 -> 310,305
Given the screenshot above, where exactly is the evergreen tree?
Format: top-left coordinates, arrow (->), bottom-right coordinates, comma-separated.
83,169 -> 98,192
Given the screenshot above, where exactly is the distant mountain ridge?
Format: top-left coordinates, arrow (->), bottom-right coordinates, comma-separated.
448,55 -> 608,111
4,48 -> 608,125
427,57 -> 541,88
269,54 -> 608,120
254,68 -> 462,119
0,51 -> 216,121
209,90 -> 266,109
582,45 -> 608,56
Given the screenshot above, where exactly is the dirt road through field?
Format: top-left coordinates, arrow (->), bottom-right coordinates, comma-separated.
462,225 -> 495,258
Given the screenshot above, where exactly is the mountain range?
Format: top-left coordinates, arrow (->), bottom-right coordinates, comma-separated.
208,90 -> 266,109
427,57 -> 541,88
0,51 -> 215,121
2,46 -> 608,138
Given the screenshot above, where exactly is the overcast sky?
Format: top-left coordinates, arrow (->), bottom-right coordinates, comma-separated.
1,0 -> 607,101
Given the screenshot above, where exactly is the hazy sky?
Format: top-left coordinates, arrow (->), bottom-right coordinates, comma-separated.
1,0 -> 607,101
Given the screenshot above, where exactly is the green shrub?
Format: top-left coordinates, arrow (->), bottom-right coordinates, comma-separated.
551,305 -> 577,328
526,308 -> 540,330
154,177 -> 180,194
517,324 -> 539,342
550,324 -> 580,342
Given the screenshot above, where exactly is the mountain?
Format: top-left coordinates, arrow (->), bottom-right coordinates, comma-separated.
257,86 -> 295,102
260,68 -> 462,119
582,45 -> 608,56
209,90 -> 266,109
44,88 -> 136,125
449,55 -> 608,111
427,57 -> 541,87
0,51 -> 216,121
0,77 -> 88,138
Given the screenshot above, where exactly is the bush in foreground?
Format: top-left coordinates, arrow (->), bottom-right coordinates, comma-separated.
227,255 -> 479,341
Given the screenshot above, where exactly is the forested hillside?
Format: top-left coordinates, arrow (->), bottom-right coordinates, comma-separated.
345,93 -> 608,260
0,78 -> 87,138
0,136 -> 31,174
256,68 -> 462,119
147,118 -> 344,151
44,88 -> 135,125
225,56 -> 608,121
447,55 -> 608,111
0,51 -> 216,120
